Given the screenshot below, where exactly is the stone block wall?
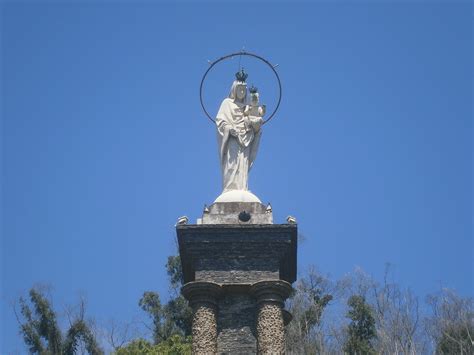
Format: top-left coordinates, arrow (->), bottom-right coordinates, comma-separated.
178,222 -> 297,354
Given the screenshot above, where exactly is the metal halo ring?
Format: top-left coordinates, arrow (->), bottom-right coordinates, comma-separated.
199,51 -> 282,125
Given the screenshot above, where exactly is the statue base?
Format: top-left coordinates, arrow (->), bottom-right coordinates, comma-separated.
198,190 -> 271,225
178,199 -> 297,353
177,223 -> 297,354
214,190 -> 261,203
200,201 -> 271,225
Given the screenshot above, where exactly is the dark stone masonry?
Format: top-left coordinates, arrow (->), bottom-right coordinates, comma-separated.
178,201 -> 297,354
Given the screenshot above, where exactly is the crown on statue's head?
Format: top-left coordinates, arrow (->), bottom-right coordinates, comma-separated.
235,68 -> 248,83
249,85 -> 258,94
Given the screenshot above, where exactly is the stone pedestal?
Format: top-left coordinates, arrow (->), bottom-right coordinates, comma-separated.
178,201 -> 297,354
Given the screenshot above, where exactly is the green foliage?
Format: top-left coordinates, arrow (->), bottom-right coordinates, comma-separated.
18,289 -> 62,354
139,256 -> 192,344
427,289 -> 474,355
344,295 -> 377,355
286,268 -> 334,354
23,257 -> 474,354
114,335 -> 191,355
165,296 -> 192,336
166,255 -> 184,292
164,256 -> 192,335
154,335 -> 192,354
63,319 -> 103,355
17,287 -> 103,355
115,338 -> 154,354
139,291 -> 162,319
139,291 -> 168,343
301,287 -> 333,336
436,323 -> 474,354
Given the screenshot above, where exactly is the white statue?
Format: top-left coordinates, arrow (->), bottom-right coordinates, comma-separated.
244,86 -> 266,123
216,70 -> 265,193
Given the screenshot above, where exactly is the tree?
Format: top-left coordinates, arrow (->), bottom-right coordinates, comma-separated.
286,266 -> 334,354
137,256 -> 192,345
163,255 -> 192,336
426,289 -> 474,354
18,260 -> 473,355
15,287 -> 103,355
114,335 -> 191,355
370,265 -> 425,354
139,291 -> 189,343
165,255 -> 184,295
63,320 -> 103,355
337,265 -> 427,354
117,255 -> 191,354
344,295 -> 377,355
114,339 -> 154,354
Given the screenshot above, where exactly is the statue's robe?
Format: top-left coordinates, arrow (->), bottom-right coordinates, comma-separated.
216,98 -> 261,192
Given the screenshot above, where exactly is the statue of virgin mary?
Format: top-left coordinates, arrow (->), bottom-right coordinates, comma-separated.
215,69 -> 263,199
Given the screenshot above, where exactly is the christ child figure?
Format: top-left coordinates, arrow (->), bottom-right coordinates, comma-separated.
243,85 -> 265,133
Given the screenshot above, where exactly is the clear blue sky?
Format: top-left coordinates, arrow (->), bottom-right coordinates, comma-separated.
1,1 -> 472,352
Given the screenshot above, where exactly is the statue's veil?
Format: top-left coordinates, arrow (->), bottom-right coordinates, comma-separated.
228,80 -> 247,103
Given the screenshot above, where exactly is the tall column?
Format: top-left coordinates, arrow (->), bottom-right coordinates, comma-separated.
181,281 -> 222,355
251,280 -> 293,355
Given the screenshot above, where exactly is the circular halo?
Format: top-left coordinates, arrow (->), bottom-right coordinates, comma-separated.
199,51 -> 282,125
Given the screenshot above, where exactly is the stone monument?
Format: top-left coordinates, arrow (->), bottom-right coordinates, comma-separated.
178,53 -> 297,354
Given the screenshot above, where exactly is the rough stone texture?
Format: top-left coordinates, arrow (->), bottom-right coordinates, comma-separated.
177,224 -> 297,285
217,292 -> 257,354
256,302 -> 285,354
250,281 -> 292,354
192,302 -> 218,354
195,257 -> 279,284
178,223 -> 297,354
201,202 -> 272,225
181,282 -> 222,354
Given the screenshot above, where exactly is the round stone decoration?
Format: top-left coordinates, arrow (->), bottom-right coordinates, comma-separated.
238,210 -> 252,222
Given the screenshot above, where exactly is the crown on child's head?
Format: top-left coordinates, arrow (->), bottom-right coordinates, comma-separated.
235,68 -> 248,83
249,85 -> 258,94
